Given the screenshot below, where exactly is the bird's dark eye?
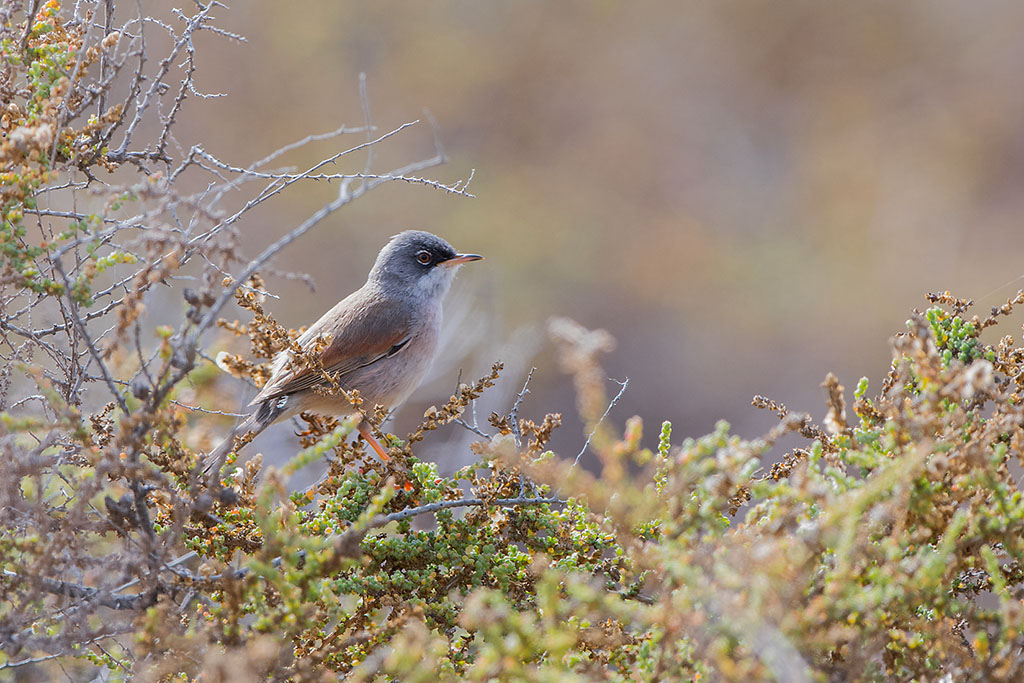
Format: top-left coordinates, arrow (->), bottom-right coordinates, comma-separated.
416,250 -> 432,265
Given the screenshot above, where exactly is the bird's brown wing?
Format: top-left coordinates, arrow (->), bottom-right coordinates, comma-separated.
249,293 -> 412,405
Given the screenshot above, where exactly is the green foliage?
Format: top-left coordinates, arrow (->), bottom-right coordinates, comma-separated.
924,306 -> 992,366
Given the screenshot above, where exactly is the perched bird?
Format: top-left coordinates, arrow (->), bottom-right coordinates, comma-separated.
202,230 -> 482,478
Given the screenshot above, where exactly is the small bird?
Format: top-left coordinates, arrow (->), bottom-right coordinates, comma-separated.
202,230 -> 482,478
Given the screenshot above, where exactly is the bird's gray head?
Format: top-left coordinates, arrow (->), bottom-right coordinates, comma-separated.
367,230 -> 482,301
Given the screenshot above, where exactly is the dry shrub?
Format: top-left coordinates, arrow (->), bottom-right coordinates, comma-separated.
5,2 -> 1024,682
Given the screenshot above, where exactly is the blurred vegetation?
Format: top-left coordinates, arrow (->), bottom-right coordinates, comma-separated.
7,1 -> 1024,681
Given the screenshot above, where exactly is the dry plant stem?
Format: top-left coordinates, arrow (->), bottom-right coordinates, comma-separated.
574,377 -> 629,467
0,569 -> 162,610
509,367 -> 535,447
375,494 -> 563,525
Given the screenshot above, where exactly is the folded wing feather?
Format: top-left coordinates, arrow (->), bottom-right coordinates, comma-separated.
248,293 -> 412,406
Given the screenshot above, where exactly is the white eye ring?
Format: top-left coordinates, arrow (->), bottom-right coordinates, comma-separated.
416,250 -> 432,265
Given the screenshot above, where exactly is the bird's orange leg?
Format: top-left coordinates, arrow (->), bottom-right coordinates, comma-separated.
357,421 -> 390,462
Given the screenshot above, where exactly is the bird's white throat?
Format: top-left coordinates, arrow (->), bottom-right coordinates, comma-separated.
414,264 -> 458,299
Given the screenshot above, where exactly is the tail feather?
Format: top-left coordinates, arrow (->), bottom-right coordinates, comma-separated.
202,399 -> 285,479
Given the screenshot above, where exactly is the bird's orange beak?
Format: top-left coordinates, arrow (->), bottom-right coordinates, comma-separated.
440,253 -> 484,267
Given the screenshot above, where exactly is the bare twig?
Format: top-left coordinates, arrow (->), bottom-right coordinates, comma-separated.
0,569 -> 163,610
509,367 -> 536,447
573,377 -> 629,467
378,493 -> 563,525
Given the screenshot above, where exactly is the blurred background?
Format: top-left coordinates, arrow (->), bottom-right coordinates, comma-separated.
161,1 -> 1024,472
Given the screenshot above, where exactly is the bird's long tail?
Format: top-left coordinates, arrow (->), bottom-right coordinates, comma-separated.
202,399 -> 284,480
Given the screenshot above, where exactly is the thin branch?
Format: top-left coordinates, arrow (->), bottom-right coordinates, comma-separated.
454,417 -> 491,439
18,0 -> 42,55
250,123 -> 372,170
0,569 -> 162,610
0,626 -> 134,670
509,367 -> 535,447
573,377 -> 629,467
112,1 -> 220,156
378,494 -> 563,526
169,399 -> 247,417
49,258 -> 129,414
